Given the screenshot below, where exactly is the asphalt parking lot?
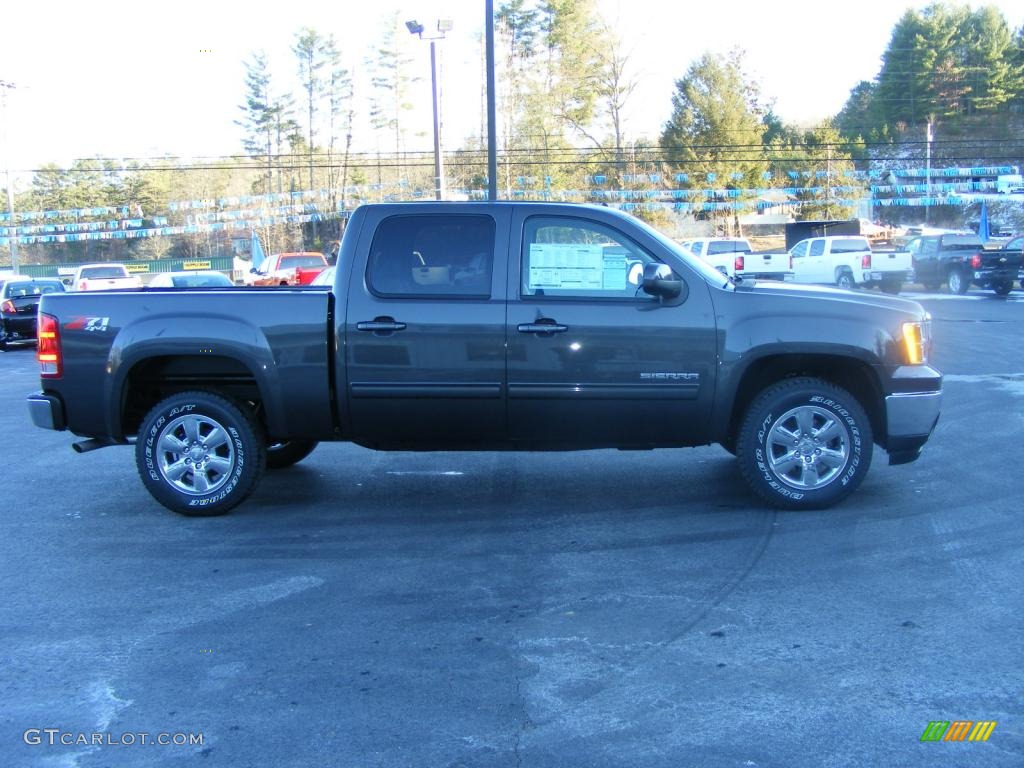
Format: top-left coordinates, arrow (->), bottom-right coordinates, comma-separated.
1,287 -> 1022,767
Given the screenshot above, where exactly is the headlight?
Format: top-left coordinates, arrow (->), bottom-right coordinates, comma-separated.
901,315 -> 931,365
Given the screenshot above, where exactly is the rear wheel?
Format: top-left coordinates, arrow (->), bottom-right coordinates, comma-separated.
836,271 -> 856,290
736,377 -> 873,510
947,268 -> 968,294
136,391 -> 266,516
266,439 -> 318,469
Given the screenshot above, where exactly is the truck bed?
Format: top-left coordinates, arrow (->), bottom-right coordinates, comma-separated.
37,288 -> 334,441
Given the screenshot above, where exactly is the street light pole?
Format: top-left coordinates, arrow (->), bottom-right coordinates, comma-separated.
0,81 -> 18,272
407,20 -> 452,201
428,40 -> 444,201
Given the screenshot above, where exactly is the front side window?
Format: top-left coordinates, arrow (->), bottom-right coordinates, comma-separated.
521,217 -> 662,300
809,240 -> 826,257
367,214 -> 495,298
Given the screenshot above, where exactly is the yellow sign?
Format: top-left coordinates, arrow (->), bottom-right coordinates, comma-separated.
182,260 -> 212,270
126,263 -> 151,273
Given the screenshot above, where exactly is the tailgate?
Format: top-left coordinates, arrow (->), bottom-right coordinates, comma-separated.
983,250 -> 1023,270
869,250 -> 912,272
746,253 -> 788,272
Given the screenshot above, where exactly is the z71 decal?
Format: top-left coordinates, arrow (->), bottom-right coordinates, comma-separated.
64,316 -> 110,332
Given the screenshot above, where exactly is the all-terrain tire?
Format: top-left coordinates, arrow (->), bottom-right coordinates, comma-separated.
136,391 -> 266,516
736,377 -> 873,510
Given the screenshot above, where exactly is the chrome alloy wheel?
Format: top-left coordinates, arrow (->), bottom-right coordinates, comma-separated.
156,413 -> 235,495
765,405 -> 851,490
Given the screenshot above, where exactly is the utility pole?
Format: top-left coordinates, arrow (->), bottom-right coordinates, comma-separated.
0,80 -> 18,272
924,119 -> 933,225
485,0 -> 497,201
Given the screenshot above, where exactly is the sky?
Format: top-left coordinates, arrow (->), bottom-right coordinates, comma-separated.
1,0 -> 1022,180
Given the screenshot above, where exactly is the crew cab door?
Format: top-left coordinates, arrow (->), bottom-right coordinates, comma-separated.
344,209 -> 510,445
505,210 -> 717,446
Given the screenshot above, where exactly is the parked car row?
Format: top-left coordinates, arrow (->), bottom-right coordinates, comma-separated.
682,233 -> 1024,296
682,236 -> 911,293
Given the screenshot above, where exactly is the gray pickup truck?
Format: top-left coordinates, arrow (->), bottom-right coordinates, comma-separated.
28,202 -> 942,516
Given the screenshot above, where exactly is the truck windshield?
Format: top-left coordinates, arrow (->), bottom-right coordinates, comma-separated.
81,267 -> 128,279
942,237 -> 982,249
707,240 -> 751,254
830,238 -> 871,253
280,255 -> 325,268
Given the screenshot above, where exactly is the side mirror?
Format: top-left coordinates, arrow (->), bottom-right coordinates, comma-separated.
641,263 -> 683,299
249,267 -> 258,274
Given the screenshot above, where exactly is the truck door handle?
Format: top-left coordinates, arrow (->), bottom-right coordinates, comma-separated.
356,317 -> 407,333
518,321 -> 568,335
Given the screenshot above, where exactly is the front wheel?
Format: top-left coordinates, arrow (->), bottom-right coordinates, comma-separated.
736,377 -> 873,510
136,391 -> 266,516
947,268 -> 968,294
994,281 -> 1013,296
266,439 -> 318,469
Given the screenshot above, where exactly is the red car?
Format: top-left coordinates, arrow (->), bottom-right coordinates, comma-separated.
249,252 -> 328,286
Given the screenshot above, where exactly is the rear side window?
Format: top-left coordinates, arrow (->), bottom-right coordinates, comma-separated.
809,240 -> 826,257
829,238 -> 871,254
367,215 -> 495,298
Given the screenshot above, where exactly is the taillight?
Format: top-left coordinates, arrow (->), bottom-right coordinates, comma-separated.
37,313 -> 62,378
1,299 -> 15,314
734,255 -> 745,273
862,253 -> 871,269
970,253 -> 982,269
79,280 -> 88,291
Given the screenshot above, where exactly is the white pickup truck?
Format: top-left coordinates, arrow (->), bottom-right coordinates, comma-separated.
683,237 -> 792,281
788,236 -> 911,293
71,263 -> 144,292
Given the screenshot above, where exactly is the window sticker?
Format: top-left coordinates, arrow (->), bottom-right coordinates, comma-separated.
528,243 -> 627,291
